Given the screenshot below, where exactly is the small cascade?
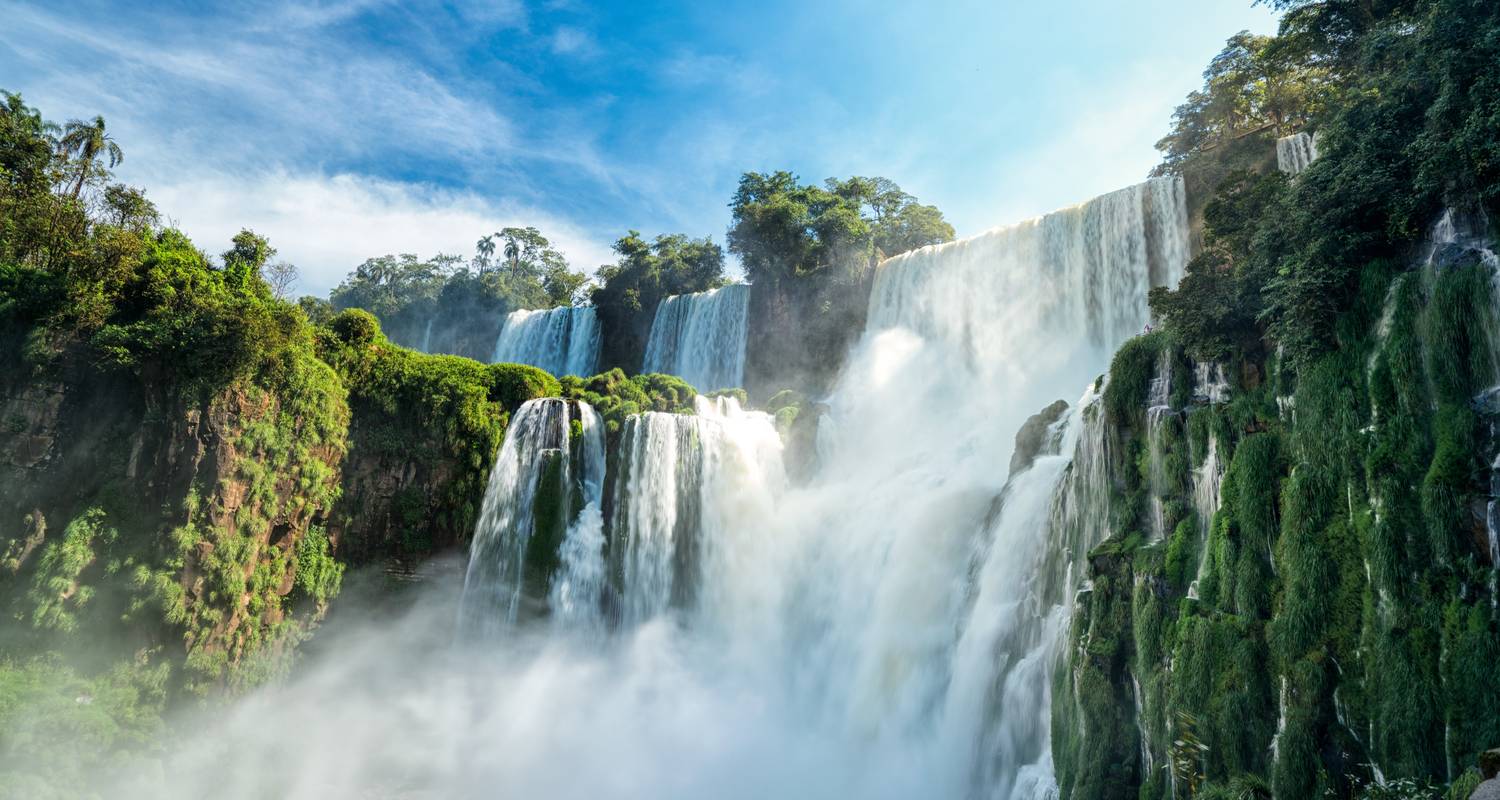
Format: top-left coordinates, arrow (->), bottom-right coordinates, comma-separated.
1186,431 -> 1224,600
641,284 -> 750,391
492,306 -> 601,377
548,405 -> 608,631
458,399 -> 604,635
419,317 -> 434,353
1276,131 -> 1319,175
609,395 -> 784,628
1192,361 -> 1229,404
1146,352 -> 1175,542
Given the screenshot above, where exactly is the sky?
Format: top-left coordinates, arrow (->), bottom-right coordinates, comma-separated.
0,0 -> 1279,296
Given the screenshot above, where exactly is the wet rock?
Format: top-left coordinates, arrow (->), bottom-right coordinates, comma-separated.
1009,399 -> 1070,476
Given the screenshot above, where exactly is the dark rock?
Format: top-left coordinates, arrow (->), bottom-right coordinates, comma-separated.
1482,747 -> 1500,779
1009,399 -> 1070,476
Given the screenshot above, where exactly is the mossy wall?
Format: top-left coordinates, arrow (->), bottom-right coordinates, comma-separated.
1053,259 -> 1500,799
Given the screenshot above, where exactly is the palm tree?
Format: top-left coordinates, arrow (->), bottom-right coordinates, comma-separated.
476,234 -> 496,270
58,115 -> 123,200
502,235 -> 520,275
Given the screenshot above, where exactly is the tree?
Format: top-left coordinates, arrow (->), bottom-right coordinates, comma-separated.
824,176 -> 955,259
101,184 -> 157,231
262,260 -> 299,300
57,115 -> 122,200
1153,31 -> 1332,179
590,231 -> 726,372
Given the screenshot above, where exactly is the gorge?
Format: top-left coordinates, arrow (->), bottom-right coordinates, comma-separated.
3,2 -> 1500,798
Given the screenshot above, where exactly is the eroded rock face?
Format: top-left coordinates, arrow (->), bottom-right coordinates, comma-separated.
1008,399 -> 1070,477
0,381 -> 66,470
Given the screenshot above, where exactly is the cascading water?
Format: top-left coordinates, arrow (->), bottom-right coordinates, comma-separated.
609,395 -> 785,629
492,306 -> 601,377
1193,361 -> 1229,404
419,317 -> 434,353
152,176 -> 1189,800
1187,431 -> 1224,600
1145,352 -> 1175,542
459,398 -> 605,634
640,284 -> 750,391
1276,131 -> 1319,175
548,406 -> 608,630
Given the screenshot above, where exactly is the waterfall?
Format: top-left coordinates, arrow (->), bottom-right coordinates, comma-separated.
419,317 -> 434,353
1192,361 -> 1229,404
640,284 -> 750,391
492,306 -> 601,377
1276,131 -> 1319,175
1187,431 -> 1224,600
458,399 -> 605,634
272,175 -> 1188,799
1146,352 -> 1175,542
548,405 -> 608,630
608,395 -> 785,628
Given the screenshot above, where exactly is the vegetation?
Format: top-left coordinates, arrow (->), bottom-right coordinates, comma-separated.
328,226 -> 589,360
588,231 -> 727,374
1059,2 -> 1500,797
728,171 -> 954,397
0,91 -> 556,727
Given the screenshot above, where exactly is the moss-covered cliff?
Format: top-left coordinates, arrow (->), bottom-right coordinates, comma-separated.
1053,247 -> 1500,798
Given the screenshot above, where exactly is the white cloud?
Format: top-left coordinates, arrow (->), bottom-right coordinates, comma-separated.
145,170 -> 617,296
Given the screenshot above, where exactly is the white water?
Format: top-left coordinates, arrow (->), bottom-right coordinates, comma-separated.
548,406 -> 608,630
119,177 -> 1189,800
1146,352 -> 1175,542
419,317 -> 434,353
641,284 -> 751,391
1192,361 -> 1229,404
1276,131 -> 1319,175
1186,431 -> 1224,600
492,306 -> 601,377
459,398 -> 604,634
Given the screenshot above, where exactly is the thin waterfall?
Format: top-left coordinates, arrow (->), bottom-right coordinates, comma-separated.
548,405 -> 608,630
492,306 -> 601,377
641,284 -> 750,391
1277,131 -> 1319,175
419,317 -> 434,353
458,399 -> 604,635
1146,352 -> 1175,542
1187,430 -> 1224,600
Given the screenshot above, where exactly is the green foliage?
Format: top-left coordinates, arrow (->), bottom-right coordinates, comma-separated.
589,230 -> 726,373
26,509 -> 116,633
0,654 -> 169,798
293,525 -> 343,606
559,368 -> 697,436
329,227 -> 588,358
728,171 -> 953,396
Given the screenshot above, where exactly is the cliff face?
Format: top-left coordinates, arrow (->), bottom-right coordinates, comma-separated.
1051,242 -> 1500,798
0,316 -> 554,692
0,345 -> 347,690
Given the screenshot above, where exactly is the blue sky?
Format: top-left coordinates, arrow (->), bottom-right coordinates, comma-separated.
0,0 -> 1278,295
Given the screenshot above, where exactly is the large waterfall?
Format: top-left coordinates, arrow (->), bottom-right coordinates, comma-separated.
149,177 -> 1190,800
492,306 -> 601,377
454,176 -> 1188,798
640,284 -> 750,391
